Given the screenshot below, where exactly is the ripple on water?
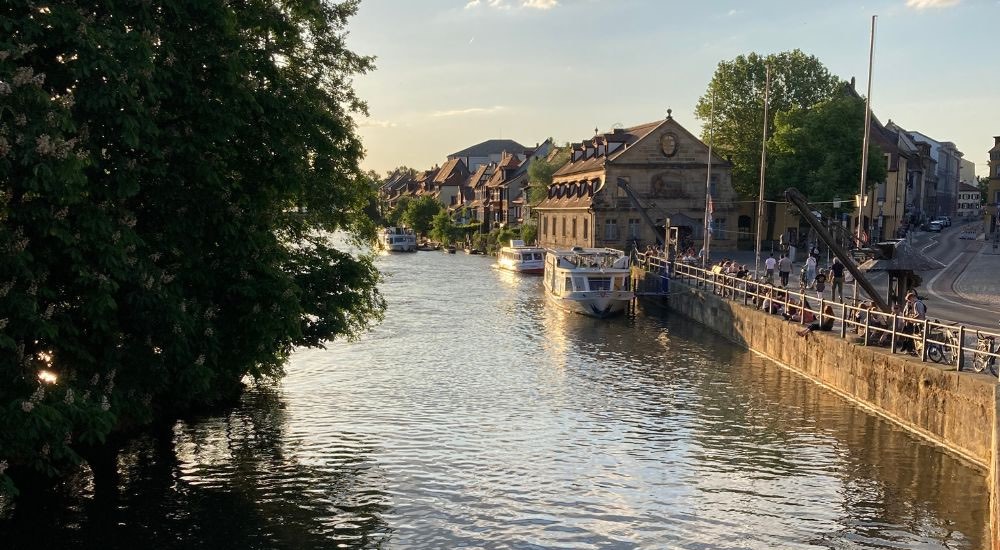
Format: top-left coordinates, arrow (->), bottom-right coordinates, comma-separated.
0,248 -> 989,550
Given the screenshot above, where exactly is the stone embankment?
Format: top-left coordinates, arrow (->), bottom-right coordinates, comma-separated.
640,271 -> 1000,548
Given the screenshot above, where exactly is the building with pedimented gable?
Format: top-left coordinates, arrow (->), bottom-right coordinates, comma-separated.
534,114 -> 737,252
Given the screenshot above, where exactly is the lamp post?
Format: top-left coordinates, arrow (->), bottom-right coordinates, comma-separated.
876,197 -> 885,242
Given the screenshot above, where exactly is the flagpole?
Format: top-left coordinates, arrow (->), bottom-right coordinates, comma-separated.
755,64 -> 771,277
854,14 -> 876,305
702,92 -> 715,269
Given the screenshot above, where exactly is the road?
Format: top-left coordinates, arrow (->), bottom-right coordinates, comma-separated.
910,221 -> 996,330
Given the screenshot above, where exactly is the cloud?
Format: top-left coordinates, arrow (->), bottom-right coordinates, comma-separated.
727,8 -> 740,16
430,106 -> 506,117
905,0 -> 960,9
360,119 -> 398,128
465,0 -> 558,10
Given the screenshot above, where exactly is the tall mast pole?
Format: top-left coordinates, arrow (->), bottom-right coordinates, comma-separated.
854,14 -> 877,305
702,92 -> 715,269
755,64 -> 771,277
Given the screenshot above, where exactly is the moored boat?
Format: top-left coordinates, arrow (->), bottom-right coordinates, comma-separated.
380,227 -> 417,252
543,247 -> 632,318
497,240 -> 545,275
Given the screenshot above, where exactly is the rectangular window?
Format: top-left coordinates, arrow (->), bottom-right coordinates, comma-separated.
588,277 -> 611,291
542,215 -> 548,236
628,218 -> 641,239
604,218 -> 619,241
564,277 -> 573,292
562,217 -> 567,237
572,218 -> 577,238
583,218 -> 589,239
714,217 -> 727,239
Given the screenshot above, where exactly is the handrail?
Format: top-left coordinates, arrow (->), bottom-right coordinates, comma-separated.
638,256 -> 1000,379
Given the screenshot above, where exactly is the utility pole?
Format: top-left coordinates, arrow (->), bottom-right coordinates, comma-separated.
755,64 -> 771,277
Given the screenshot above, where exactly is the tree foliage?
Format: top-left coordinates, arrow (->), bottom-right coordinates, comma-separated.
695,50 -> 842,197
0,0 -> 383,491
429,211 -> 459,245
768,95 -> 887,201
402,196 -> 442,236
527,145 -> 570,204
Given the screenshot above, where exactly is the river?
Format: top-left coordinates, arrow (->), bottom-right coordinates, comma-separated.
0,247 -> 989,549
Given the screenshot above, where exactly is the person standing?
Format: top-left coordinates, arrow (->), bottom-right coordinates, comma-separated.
777,254 -> 792,287
764,253 -> 776,285
804,254 -> 817,288
830,258 -> 845,302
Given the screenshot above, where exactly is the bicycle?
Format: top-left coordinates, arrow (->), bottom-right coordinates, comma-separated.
971,328 -> 999,377
923,322 -> 959,365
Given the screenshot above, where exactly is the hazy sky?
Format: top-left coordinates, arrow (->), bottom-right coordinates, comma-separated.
347,0 -> 997,178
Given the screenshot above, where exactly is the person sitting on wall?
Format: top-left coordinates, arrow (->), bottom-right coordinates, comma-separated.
797,304 -> 836,337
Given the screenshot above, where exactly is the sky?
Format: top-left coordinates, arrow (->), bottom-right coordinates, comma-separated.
346,0 -> 998,178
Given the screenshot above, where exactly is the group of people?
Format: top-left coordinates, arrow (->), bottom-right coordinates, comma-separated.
852,290 -> 927,353
762,249 -> 847,303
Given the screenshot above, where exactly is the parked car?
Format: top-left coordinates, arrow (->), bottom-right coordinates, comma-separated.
932,216 -> 951,227
928,221 -> 943,232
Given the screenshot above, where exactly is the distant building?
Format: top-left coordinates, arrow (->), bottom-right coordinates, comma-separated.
907,131 -> 964,218
448,139 -> 528,173
988,136 -> 1000,236
431,158 -> 470,209
534,114 -> 736,252
956,182 -> 982,221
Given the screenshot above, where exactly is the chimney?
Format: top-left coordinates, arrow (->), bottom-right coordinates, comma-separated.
850,76 -> 856,89
994,136 -> 1000,146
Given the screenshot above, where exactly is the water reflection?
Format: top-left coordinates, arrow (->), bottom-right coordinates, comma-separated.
1,385 -> 391,550
0,248 -> 988,549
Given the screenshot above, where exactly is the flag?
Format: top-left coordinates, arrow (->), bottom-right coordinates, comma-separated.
707,194 -> 714,224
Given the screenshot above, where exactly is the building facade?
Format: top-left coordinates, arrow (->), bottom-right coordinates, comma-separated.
988,136 -> 1000,237
534,114 -> 737,252
956,182 -> 982,221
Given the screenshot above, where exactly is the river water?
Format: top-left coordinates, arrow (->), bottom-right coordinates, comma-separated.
0,248 -> 990,549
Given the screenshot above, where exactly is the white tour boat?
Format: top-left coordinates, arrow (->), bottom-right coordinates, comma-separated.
543,247 -> 632,318
380,227 -> 417,252
497,240 -> 545,274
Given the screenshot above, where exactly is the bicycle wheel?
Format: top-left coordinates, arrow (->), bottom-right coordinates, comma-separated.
927,344 -> 944,363
971,352 -> 988,373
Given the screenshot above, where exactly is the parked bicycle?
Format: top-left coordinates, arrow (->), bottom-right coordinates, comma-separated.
972,327 -> 999,377
921,322 -> 959,365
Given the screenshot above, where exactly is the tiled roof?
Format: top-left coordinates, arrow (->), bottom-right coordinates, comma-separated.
433,158 -> 470,185
552,120 -> 664,178
959,182 -> 981,192
449,139 -> 527,159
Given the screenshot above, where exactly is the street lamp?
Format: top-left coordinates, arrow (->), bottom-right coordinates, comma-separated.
876,197 -> 885,242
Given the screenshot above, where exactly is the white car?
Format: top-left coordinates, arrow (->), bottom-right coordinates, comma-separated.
927,221 -> 943,232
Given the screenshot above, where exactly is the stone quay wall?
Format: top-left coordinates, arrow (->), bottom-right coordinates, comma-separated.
661,278 -> 995,467
650,274 -> 1000,548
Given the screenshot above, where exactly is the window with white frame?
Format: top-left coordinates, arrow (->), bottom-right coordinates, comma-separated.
604,218 -> 619,240
628,218 -> 641,239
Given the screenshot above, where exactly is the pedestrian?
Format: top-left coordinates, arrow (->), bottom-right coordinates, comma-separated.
830,258 -> 845,302
778,254 -> 792,287
810,243 -> 820,260
804,254 -> 817,288
764,253 -> 776,285
814,272 -> 827,299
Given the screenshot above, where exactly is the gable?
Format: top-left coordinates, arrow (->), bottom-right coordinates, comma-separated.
610,118 -> 727,168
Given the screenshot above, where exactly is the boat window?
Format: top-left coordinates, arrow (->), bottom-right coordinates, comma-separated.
564,277 -> 573,292
613,276 -> 625,290
533,253 -> 542,261
589,277 -> 611,291
573,276 -> 586,291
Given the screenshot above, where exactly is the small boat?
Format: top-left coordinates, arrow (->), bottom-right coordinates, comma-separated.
380,227 -> 416,252
497,240 -> 545,275
464,247 -> 483,255
446,245 -> 456,254
543,247 -> 632,318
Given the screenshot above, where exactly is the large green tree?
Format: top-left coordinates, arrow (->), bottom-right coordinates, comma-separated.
527,145 -> 570,204
768,95 -> 887,202
402,196 -> 442,236
0,0 -> 383,492
695,50 -> 842,197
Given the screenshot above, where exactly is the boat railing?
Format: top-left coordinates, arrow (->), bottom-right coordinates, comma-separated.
638,257 -> 1000,379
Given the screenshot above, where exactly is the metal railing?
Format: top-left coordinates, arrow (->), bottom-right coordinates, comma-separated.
634,253 -> 1000,378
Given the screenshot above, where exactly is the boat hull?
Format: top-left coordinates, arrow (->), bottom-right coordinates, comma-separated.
547,292 -> 631,318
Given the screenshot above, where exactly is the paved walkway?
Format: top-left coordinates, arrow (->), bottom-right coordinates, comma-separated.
954,237 -> 1000,308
